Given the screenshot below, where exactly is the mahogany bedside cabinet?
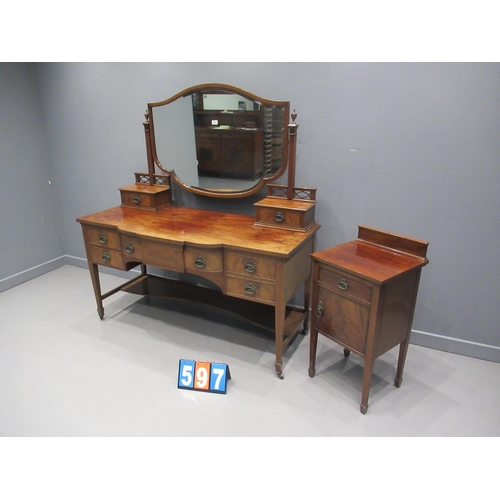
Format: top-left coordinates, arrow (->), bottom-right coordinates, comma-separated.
308,225 -> 429,414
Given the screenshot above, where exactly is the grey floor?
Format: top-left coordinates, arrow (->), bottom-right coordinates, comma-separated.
1,265 -> 499,437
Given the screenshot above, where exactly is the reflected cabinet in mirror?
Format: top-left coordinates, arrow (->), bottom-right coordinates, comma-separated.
147,83 -> 290,197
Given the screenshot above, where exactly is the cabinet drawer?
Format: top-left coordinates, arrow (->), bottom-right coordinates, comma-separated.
88,246 -> 124,269
121,235 -> 143,260
85,226 -> 121,250
315,285 -> 369,354
184,247 -> 223,272
142,240 -> 183,272
226,276 -> 275,304
318,267 -> 372,304
225,252 -> 276,281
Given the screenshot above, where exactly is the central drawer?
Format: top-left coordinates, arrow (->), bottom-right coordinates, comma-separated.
142,239 -> 184,272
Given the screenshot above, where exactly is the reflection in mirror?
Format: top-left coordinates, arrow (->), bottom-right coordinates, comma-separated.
149,85 -> 288,197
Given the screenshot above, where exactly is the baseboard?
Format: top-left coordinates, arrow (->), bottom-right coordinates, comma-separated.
0,255 -> 68,293
2,256 -> 499,364
410,329 -> 500,363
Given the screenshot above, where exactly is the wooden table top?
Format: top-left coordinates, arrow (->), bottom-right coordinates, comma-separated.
77,205 -> 320,258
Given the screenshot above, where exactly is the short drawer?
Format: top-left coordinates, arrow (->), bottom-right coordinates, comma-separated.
225,252 -> 276,281
121,235 -> 143,260
88,246 -> 124,269
318,267 -> 372,304
184,247 -> 223,272
226,276 -> 275,304
85,226 -> 121,250
257,207 -> 303,228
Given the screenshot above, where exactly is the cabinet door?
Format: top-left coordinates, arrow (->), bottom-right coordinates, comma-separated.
196,129 -> 221,175
316,286 -> 370,355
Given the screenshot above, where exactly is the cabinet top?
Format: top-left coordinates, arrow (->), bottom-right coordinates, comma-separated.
311,225 -> 429,284
77,206 -> 319,258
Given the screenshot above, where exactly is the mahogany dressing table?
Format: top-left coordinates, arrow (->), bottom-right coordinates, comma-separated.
77,84 -> 320,379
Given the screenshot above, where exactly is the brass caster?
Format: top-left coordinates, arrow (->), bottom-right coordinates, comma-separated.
277,372 -> 284,380
360,404 -> 368,415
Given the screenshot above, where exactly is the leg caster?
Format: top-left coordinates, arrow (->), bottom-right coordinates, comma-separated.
394,377 -> 402,388
360,403 -> 368,415
308,368 -> 316,378
343,348 -> 350,358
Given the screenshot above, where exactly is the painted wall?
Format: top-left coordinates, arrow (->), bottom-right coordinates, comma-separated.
0,63 -> 63,289
2,62 -> 499,361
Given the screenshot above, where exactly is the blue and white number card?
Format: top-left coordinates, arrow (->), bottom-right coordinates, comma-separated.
177,359 -> 231,394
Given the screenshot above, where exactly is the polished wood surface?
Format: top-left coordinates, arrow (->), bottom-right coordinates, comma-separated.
78,205 -> 319,378
308,226 -> 428,413
78,206 -> 318,257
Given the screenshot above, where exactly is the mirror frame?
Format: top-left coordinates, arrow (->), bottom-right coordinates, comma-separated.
146,83 -> 290,198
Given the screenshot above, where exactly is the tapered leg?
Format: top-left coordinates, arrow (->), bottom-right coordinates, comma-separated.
360,354 -> 375,414
308,327 -> 318,377
395,338 -> 410,388
274,300 -> 285,379
88,263 -> 104,319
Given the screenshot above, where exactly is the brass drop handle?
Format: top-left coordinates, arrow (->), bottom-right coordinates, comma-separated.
337,278 -> 349,291
194,256 -> 206,268
102,252 -> 111,263
125,243 -> 134,254
316,300 -> 324,318
244,283 -> 256,295
133,195 -> 141,204
244,261 -> 256,273
274,212 -> 284,223
98,234 -> 107,244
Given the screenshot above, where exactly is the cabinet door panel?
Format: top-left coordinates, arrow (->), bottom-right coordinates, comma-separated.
316,286 -> 369,355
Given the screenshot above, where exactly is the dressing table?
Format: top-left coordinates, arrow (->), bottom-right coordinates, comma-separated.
77,83 -> 320,379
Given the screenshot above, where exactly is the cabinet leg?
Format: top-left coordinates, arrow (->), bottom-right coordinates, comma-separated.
308,327 -> 318,378
89,263 -> 105,319
274,300 -> 285,380
395,338 -> 410,388
360,356 -> 375,415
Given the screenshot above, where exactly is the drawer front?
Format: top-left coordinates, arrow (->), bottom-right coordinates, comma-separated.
121,235 -> 143,260
184,247 -> 223,272
225,252 -> 276,281
85,226 -> 121,250
315,285 -> 369,354
142,240 -> 183,272
88,246 -> 124,269
121,191 -> 154,209
257,207 -> 302,228
226,276 -> 275,304
318,267 -> 372,304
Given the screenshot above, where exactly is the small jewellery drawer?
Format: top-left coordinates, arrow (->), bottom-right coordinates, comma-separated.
318,267 -> 372,304
88,247 -> 124,269
256,207 -> 303,228
226,276 -> 275,304
121,235 -> 143,259
225,252 -> 276,281
184,247 -> 223,272
119,184 -> 171,211
85,226 -> 121,250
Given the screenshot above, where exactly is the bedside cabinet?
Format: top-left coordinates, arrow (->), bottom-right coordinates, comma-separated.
308,225 -> 429,414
